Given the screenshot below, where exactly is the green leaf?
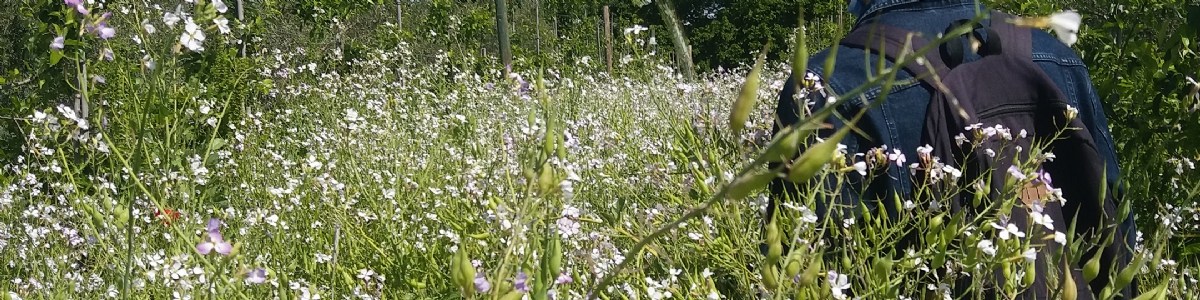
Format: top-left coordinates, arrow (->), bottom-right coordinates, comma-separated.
49,51 -> 63,66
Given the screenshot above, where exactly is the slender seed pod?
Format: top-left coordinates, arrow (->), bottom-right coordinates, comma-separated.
762,265 -> 780,290
729,170 -> 777,200
731,42 -> 771,133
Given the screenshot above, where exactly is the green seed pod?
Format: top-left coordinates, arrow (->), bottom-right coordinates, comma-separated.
764,126 -> 806,162
788,126 -> 852,183
539,162 -> 556,194
1062,269 -> 1078,300
729,170 -> 777,200
115,205 -> 129,227
799,257 -> 821,287
500,291 -> 524,300
543,124 -> 557,156
451,249 -> 463,287
871,257 -> 893,280
459,248 -> 476,293
791,10 -> 809,88
523,168 -> 537,183
1083,247 -> 1104,282
841,254 -> 852,271
761,265 -> 780,290
88,206 -> 106,228
548,237 -> 563,275
767,242 -> 783,265
731,42 -> 771,133
1023,262 -> 1036,286
1113,254 -> 1143,291
407,278 -> 427,289
785,259 -> 802,278
556,131 -> 567,159
929,214 -> 944,231
765,221 -> 783,263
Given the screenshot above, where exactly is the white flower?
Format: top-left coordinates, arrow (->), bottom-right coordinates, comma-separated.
142,20 -> 156,34
1022,247 -> 1038,262
163,6 -> 182,28
955,133 -> 969,145
1048,11 -> 1081,46
623,25 -> 648,35
214,16 -> 230,35
179,18 -> 206,52
1030,203 -> 1055,230
213,0 -> 229,13
852,161 -> 867,176
977,239 -> 996,256
800,206 -> 818,224
942,165 -> 962,180
1054,232 -> 1067,245
1007,165 -> 1027,181
827,270 -> 850,300
888,149 -> 906,167
991,220 -> 1026,240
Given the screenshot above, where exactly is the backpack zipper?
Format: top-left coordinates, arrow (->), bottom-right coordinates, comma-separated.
976,103 -> 1038,119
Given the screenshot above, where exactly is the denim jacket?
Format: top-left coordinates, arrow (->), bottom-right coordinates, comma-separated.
770,0 -> 1135,266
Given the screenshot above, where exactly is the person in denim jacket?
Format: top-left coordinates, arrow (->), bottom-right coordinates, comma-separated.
769,0 -> 1137,297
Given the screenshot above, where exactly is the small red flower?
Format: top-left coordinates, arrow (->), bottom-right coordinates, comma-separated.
155,208 -> 181,226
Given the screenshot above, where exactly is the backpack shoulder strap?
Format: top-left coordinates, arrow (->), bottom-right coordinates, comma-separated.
839,23 -> 950,87
988,11 -> 1033,60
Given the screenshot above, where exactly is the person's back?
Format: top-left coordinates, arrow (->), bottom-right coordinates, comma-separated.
769,0 -> 1137,297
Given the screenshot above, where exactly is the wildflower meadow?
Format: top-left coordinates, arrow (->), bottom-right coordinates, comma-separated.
0,0 -> 1198,299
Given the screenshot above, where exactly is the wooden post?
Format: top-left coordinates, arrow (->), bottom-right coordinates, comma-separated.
237,0 -> 246,57
495,0 -> 513,73
604,5 -> 613,73
395,0 -> 403,30
535,0 -> 542,58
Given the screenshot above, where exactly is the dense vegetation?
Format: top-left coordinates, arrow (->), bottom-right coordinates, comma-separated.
0,0 -> 1197,299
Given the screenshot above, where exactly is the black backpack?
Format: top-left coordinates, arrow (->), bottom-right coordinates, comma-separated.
839,10 -> 1133,299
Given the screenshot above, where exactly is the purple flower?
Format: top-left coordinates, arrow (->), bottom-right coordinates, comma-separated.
555,272 -> 573,285
1033,168 -> 1053,187
96,22 -> 116,40
514,271 -> 529,292
474,272 -> 491,293
197,218 -> 232,255
50,36 -> 65,50
245,268 -> 267,284
64,0 -> 87,14
100,48 -> 113,61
